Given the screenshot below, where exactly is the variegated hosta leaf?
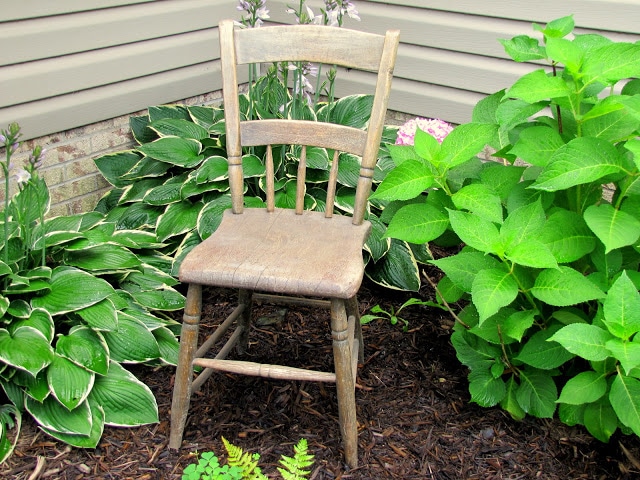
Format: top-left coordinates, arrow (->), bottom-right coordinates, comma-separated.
89,361 -> 158,426
197,196 -> 232,240
0,404 -> 21,463
77,298 -> 118,331
365,239 -> 420,291
25,395 -> 92,436
129,286 -> 185,312
0,326 -> 54,377
7,299 -> 30,318
47,354 -> 95,411
9,308 -> 55,343
150,118 -> 210,140
137,137 -> 204,168
94,151 -> 144,188
63,243 -> 142,272
40,403 -> 104,448
156,201 -> 202,243
153,326 -> 179,365
56,326 -> 109,376
101,313 -> 160,363
31,266 -> 116,315
11,370 -> 49,402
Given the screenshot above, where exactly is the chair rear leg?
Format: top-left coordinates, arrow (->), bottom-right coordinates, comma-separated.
236,289 -> 254,354
169,283 -> 202,449
346,295 -> 364,363
331,298 -> 358,469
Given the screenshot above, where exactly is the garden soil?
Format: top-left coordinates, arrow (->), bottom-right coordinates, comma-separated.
3,263 -> 640,479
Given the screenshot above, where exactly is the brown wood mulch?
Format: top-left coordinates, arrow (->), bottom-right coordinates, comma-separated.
3,280 -> 640,480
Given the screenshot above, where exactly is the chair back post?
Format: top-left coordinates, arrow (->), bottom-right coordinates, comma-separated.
219,19 -> 245,215
352,29 -> 400,226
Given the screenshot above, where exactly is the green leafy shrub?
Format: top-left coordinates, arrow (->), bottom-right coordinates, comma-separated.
182,437 -> 314,480
0,123 -> 184,456
372,15 -> 640,442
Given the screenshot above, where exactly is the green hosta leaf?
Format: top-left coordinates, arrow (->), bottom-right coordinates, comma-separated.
47,354 -> 95,411
63,244 -> 141,272
156,201 -> 202,243
451,184 -> 503,224
531,266 -> 605,306
548,324 -> 614,361
515,326 -> 574,369
532,137 -> 624,191
94,151 -> 143,188
558,371 -> 607,405
384,203 -> 449,244
582,42 -> 640,86
448,210 -> 500,254
25,396 -> 92,436
325,94 -> 372,128
471,268 -> 518,323
506,69 -> 569,103
438,123 -> 497,169
369,160 -> 433,202
468,368 -> 506,407
500,376 -> 526,421
499,35 -> 546,62
89,361 -> 158,426
0,327 -> 54,377
365,239 -> 420,291
509,126 -> 565,167
56,326 -> 109,376
584,204 -> 640,254
101,313 -> 160,363
42,403 -> 104,448
129,286 -> 185,311
137,137 -> 204,168
584,398 -> 618,443
539,209 -> 596,263
606,339 -> 640,375
149,118 -> 209,140
31,267 -> 115,315
430,251 -> 501,291
610,373 -> 640,436
516,369 -> 557,418
603,271 -> 640,340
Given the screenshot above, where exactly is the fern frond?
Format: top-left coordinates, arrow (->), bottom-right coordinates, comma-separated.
277,438 -> 315,479
222,437 -> 267,480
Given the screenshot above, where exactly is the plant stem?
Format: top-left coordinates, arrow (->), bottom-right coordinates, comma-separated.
422,272 -> 470,329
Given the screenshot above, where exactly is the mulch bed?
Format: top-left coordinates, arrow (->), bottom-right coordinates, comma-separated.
3,278 -> 640,479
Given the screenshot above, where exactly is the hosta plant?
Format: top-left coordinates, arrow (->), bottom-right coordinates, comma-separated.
0,124 -> 183,456
371,15 -> 640,442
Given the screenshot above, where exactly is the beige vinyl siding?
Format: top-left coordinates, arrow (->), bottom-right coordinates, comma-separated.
269,0 -> 640,124
0,0 -> 237,141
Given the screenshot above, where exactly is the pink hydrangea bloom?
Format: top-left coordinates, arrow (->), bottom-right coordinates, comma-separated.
395,117 -> 453,146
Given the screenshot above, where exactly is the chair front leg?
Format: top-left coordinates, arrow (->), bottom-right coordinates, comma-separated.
345,295 -> 364,363
169,283 -> 202,449
236,289 -> 254,354
331,298 -> 358,469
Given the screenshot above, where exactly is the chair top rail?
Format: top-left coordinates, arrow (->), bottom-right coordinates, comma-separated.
240,119 -> 368,155
232,22 -> 389,72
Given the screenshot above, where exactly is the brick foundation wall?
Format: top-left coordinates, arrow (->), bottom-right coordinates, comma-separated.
1,91 -> 223,217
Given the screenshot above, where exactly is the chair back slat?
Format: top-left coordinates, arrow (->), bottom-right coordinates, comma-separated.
295,146 -> 307,215
219,19 -> 400,224
325,150 -> 340,218
265,145 -> 275,212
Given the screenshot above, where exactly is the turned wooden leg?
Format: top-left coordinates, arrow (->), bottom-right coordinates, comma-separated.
236,289 -> 253,355
169,283 -> 202,449
346,295 -> 364,363
331,298 -> 358,469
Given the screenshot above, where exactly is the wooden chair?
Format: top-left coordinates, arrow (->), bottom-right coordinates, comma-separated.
169,19 -> 399,468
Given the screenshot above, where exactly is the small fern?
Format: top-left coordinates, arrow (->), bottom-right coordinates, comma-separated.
222,437 -> 267,480
277,439 -> 315,480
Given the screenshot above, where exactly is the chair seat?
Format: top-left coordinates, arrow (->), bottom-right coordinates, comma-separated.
179,208 -> 371,299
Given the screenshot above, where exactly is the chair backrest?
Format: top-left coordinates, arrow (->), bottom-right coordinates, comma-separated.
218,19 -> 400,225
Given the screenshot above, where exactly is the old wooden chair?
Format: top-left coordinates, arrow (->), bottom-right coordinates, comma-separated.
169,19 -> 399,468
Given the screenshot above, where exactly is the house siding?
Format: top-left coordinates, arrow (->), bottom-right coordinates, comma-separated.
1,1 -> 639,214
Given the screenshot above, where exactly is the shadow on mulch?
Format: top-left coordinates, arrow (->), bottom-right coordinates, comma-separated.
3,280 -> 640,479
